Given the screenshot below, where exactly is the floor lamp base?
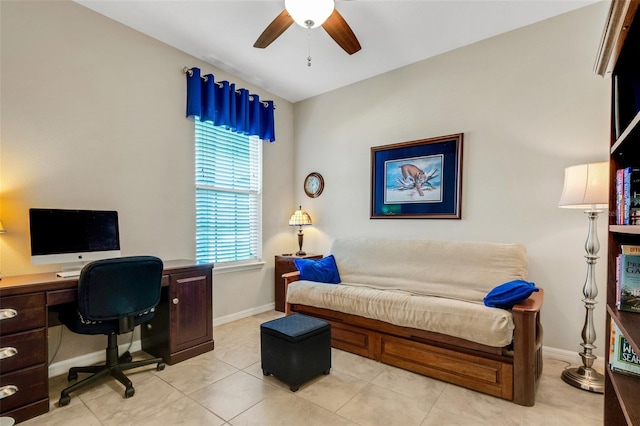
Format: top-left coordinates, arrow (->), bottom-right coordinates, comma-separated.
561,366 -> 604,393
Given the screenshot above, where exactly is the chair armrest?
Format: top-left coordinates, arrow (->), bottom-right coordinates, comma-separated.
512,287 -> 544,313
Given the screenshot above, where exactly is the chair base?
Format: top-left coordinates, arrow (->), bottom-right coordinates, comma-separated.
59,334 -> 165,406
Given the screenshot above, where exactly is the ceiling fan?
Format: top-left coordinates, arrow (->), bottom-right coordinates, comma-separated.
253,0 -> 361,55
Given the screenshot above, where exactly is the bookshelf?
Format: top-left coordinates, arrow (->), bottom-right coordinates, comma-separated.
595,1 -> 640,424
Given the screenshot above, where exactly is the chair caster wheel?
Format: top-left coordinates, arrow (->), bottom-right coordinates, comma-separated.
120,352 -> 133,363
124,386 -> 135,398
67,372 -> 77,382
157,362 -> 165,371
323,369 -> 330,375
59,395 -> 71,407
262,370 -> 270,376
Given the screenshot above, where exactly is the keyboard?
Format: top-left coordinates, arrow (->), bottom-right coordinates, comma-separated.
56,270 -> 81,278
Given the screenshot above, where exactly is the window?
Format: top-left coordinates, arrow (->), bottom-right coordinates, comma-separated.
195,121 -> 262,265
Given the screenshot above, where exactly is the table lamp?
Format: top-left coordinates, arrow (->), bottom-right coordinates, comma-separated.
289,206 -> 312,256
558,161 -> 609,393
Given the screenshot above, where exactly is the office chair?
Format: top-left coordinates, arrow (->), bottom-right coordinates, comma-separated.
57,256 -> 166,407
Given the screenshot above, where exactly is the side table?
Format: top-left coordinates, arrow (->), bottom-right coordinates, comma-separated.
274,254 -> 322,312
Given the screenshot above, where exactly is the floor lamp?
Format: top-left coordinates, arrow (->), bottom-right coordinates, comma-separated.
558,161 -> 609,393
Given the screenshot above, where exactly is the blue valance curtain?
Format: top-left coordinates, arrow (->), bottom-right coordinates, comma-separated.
185,67 -> 276,142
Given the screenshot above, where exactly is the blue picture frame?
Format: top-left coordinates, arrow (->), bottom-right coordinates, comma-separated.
370,134 -> 463,219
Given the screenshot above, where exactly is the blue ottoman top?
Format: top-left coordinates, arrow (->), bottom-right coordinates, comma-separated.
261,314 -> 330,342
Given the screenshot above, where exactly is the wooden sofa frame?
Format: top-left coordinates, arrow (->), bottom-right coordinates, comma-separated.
284,272 -> 544,406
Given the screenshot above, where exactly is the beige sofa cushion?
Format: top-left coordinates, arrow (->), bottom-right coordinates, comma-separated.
287,280 -> 514,347
331,238 -> 528,303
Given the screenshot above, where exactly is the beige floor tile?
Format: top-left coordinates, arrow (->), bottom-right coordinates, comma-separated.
533,360 -> 603,421
421,406 -> 496,426
229,390 -> 357,426
331,348 -> 389,382
152,351 -> 237,393
81,373 -> 183,424
336,383 -> 432,426
432,385 -> 524,426
189,370 -> 281,421
295,369 -> 368,412
371,365 -> 447,406
102,395 -> 225,426
20,402 -> 102,426
213,336 -> 262,369
521,400 -> 602,426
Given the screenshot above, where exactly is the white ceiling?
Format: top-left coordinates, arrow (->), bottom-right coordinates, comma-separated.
75,0 -> 599,103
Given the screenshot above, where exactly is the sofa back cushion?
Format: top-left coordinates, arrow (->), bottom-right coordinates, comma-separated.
330,237 -> 528,303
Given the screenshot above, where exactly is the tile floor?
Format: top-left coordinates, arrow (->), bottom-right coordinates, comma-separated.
24,311 -> 603,425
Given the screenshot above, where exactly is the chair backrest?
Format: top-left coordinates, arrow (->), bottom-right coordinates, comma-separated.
76,256 -> 163,322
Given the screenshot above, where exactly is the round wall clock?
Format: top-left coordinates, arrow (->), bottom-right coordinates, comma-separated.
304,172 -> 324,198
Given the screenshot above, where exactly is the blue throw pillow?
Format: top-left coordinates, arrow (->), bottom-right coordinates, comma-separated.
483,279 -> 539,308
294,255 -> 341,284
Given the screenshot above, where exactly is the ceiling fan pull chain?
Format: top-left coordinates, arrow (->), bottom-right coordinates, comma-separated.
307,28 -> 312,67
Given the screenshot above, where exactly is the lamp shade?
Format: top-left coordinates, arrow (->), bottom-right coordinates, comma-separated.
289,206 -> 312,226
285,0 -> 334,28
558,161 -> 609,209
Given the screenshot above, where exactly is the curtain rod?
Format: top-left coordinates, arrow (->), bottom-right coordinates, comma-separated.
182,67 -> 273,108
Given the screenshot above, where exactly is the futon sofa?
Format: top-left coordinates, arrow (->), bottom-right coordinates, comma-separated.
284,237 -> 544,406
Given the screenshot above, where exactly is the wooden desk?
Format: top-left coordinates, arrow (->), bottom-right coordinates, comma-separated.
0,260 -> 214,423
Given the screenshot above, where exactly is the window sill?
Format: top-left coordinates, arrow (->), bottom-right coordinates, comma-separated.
213,261 -> 265,275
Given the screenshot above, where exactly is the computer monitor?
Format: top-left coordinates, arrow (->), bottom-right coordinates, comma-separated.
29,208 -> 121,272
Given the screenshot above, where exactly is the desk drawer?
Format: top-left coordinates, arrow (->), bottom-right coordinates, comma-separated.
0,363 -> 48,413
0,293 -> 46,334
0,328 -> 47,374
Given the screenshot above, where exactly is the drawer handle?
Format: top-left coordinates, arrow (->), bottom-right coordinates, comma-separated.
0,385 -> 18,399
0,309 -> 18,321
0,347 -> 18,359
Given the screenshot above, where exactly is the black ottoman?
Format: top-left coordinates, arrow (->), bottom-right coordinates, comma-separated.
260,314 -> 331,391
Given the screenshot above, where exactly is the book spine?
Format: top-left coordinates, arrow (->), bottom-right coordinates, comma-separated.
621,245 -> 640,254
617,254 -> 621,308
623,168 -> 640,225
617,168 -> 625,225
618,254 -> 640,313
630,169 -> 640,225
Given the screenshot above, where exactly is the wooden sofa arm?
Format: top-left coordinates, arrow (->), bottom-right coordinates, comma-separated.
511,287 -> 544,406
283,271 -> 300,315
512,288 -> 543,313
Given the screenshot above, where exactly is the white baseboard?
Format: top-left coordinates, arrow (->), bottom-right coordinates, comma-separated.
542,345 -> 605,370
213,303 -> 275,326
48,341 -> 142,378
48,304 -> 275,378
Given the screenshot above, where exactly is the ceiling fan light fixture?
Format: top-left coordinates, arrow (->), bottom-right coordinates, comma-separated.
285,0 -> 335,29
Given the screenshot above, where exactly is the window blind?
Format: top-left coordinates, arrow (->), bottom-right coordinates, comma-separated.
195,121 -> 262,264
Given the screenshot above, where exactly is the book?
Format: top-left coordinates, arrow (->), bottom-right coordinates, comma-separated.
618,254 -> 640,313
623,167 -> 640,225
609,320 -> 640,377
621,245 -> 640,255
616,168 -> 624,225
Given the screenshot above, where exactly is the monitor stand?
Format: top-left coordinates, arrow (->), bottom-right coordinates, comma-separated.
57,261 -> 85,278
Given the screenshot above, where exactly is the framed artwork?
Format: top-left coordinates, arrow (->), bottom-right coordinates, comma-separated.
370,133 -> 463,219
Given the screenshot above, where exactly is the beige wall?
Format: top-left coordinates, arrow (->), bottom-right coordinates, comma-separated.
0,1 -> 295,360
293,3 -> 611,354
0,0 -> 612,361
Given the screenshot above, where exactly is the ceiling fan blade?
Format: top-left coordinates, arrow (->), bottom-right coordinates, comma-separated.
322,9 -> 361,55
254,10 -> 294,49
